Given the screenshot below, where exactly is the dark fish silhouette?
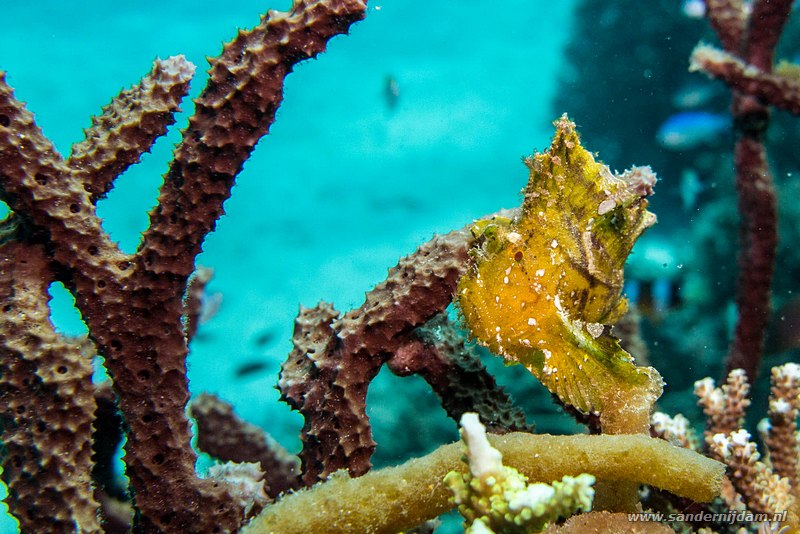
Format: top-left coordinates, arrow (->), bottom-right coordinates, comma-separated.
384,75 -> 400,111
253,329 -> 277,347
234,360 -> 270,378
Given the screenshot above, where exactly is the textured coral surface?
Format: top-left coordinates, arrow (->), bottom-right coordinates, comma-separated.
0,1 -> 368,531
0,243 -> 99,533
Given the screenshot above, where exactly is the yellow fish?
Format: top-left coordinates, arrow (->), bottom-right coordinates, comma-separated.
457,116 -> 663,434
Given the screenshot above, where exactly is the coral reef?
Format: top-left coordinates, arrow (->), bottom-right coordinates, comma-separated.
649,363 -> 800,532
241,431 -> 723,534
0,243 -> 100,532
0,0 -> 798,533
698,365 -> 799,525
190,393 -> 301,499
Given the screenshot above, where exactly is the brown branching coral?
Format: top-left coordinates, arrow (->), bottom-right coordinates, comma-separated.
190,393 -> 301,499
278,226 -> 532,486
388,313 -> 532,434
0,0 -> 367,531
0,242 -> 100,533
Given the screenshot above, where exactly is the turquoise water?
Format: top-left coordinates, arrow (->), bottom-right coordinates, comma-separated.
0,1 -> 575,531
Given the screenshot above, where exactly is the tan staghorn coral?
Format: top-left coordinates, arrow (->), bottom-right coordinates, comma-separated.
695,369 -> 752,452
651,366 -> 800,531
763,363 -> 800,486
709,429 -> 795,517
651,412 -> 700,450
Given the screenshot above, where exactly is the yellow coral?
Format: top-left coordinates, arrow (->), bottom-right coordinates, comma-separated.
241,432 -> 724,533
445,413 -> 595,533
457,116 -> 662,433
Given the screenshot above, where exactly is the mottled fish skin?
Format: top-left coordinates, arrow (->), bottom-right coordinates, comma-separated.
457,116 -> 663,433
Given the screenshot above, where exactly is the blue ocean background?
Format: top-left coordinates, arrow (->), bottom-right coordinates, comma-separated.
0,1 -> 576,530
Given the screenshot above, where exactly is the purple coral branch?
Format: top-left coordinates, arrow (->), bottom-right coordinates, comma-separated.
388,314 -> 532,434
279,229 -> 473,485
704,0 -> 747,53
728,134 -> 777,381
691,45 -> 800,115
698,0 -> 792,382
279,215 -> 533,486
190,394 -> 302,499
743,0 -> 793,70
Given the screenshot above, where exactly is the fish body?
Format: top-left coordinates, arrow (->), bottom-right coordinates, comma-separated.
682,0 -> 706,19
656,111 -> 729,151
680,168 -> 704,211
384,75 -> 400,111
671,83 -> 721,110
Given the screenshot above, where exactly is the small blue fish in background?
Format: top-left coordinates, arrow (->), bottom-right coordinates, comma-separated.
680,168 -> 705,211
656,111 -> 729,151
671,82 -> 722,110
682,0 -> 706,19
